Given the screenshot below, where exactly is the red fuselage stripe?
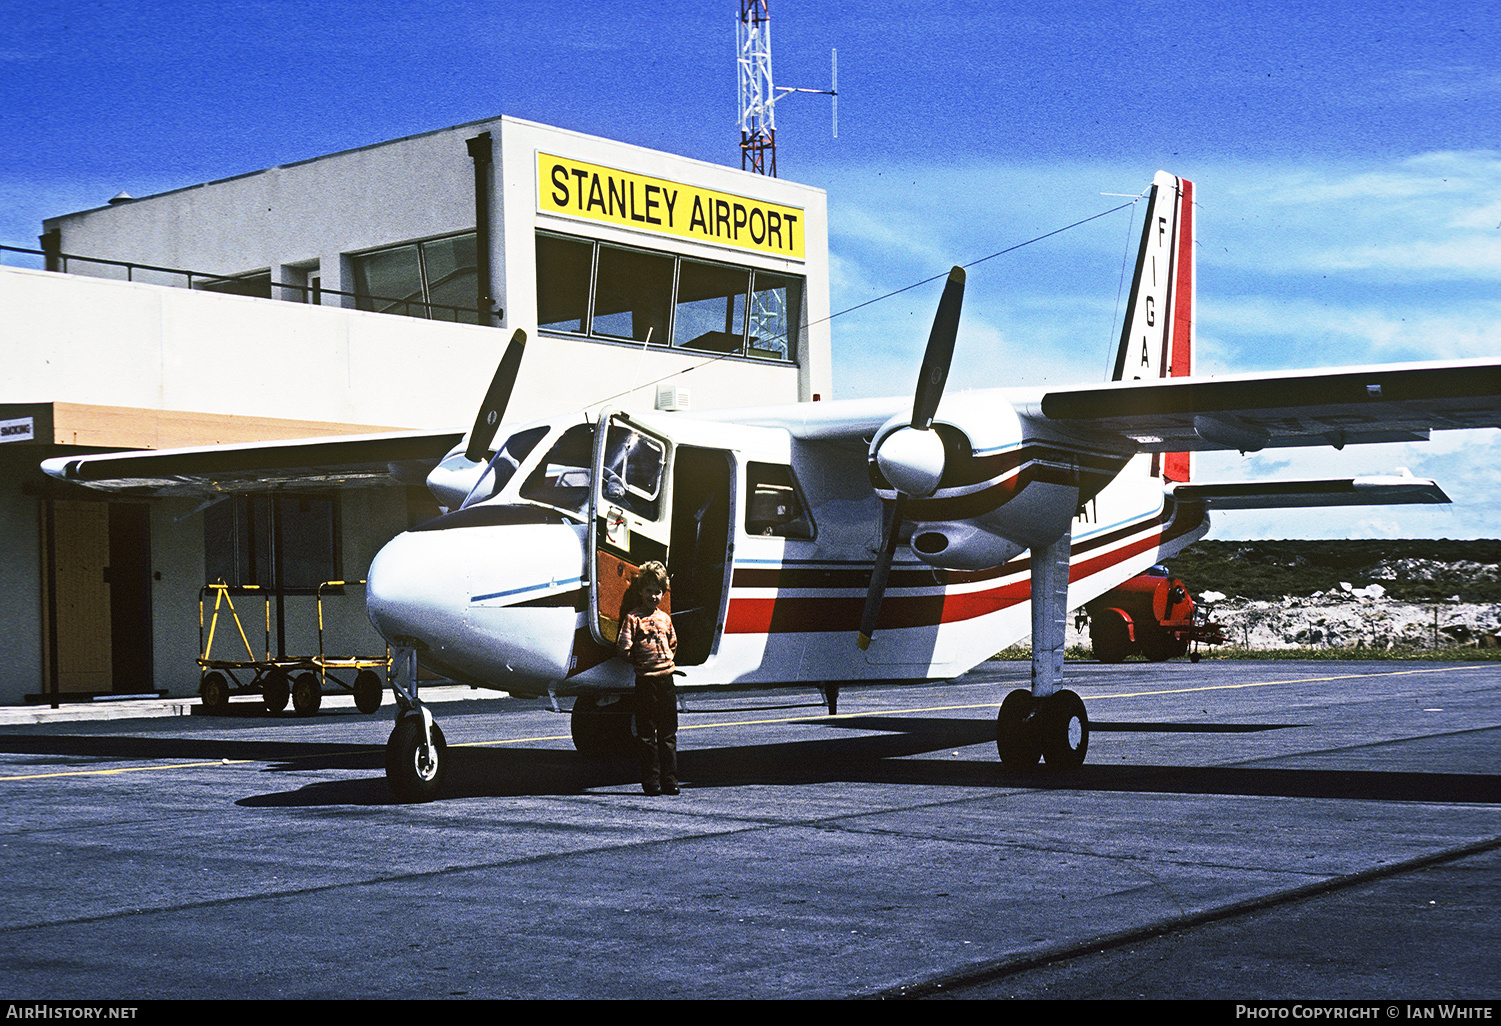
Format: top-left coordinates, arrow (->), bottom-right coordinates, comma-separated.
722,507 -> 1197,635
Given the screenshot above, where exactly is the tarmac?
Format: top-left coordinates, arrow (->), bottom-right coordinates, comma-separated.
0,658 -> 1496,1001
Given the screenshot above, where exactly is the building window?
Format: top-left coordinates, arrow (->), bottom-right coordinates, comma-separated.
204,493 -> 340,592
675,259 -> 749,353
535,231 -> 801,361
351,233 -> 478,323
196,271 -> 272,299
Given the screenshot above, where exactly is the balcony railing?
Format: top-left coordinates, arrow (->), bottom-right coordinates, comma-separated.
0,245 -> 496,325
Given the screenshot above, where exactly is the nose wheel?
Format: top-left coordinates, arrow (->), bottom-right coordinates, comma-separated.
386,713 -> 448,802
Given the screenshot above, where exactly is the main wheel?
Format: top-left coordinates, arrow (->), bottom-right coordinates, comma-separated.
1037,689 -> 1089,770
353,670 -> 384,714
386,716 -> 448,802
292,672 -> 322,715
996,688 -> 1041,769
262,669 -> 290,713
1090,609 -> 1132,663
199,672 -> 229,714
570,695 -> 637,758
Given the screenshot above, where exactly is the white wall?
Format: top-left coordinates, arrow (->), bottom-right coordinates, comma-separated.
2,265 -> 802,428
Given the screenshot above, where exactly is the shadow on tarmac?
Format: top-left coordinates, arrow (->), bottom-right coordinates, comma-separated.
5,716 -> 1498,808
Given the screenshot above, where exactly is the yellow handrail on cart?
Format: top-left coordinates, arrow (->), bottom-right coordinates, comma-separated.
199,582 -> 269,664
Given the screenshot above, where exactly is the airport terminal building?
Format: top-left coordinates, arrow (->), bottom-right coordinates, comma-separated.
0,115 -> 830,706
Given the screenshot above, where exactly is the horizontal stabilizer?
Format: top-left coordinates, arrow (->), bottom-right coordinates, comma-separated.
1169,475 -> 1449,510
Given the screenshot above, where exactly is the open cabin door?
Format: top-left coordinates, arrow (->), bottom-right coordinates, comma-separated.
589,412 -> 674,648
587,412 -> 734,666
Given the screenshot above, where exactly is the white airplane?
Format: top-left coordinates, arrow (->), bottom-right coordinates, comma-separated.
44,171 -> 1501,801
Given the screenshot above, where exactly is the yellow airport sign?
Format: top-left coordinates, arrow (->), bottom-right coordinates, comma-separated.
537,152 -> 805,260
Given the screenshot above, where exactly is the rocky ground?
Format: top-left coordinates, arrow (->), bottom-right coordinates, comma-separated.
1065,542 -> 1501,655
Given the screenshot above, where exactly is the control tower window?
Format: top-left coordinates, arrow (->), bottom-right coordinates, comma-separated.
535,231 -> 801,362
674,259 -> 749,354
592,244 -> 673,343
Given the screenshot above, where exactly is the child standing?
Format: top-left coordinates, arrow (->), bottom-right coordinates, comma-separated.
615,561 -> 679,795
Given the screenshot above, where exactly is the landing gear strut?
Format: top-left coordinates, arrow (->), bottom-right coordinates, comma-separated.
996,528 -> 1091,771
384,645 -> 448,802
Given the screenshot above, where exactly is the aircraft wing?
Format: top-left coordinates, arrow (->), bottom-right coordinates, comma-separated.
39,429 -> 464,497
1169,474 -> 1449,510
1035,359 -> 1501,452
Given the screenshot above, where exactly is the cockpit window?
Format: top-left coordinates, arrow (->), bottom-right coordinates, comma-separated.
601,421 -> 666,521
460,426 -> 549,510
519,424 -> 596,516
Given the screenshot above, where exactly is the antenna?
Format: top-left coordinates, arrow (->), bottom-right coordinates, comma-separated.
737,1 -> 836,177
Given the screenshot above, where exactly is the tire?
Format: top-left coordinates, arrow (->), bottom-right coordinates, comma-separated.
1140,629 -> 1188,662
570,694 -> 637,758
386,716 -> 448,802
292,672 -> 322,715
1090,609 -> 1132,663
353,670 -> 384,714
199,672 -> 229,714
995,688 -> 1040,769
262,669 -> 290,713
1038,689 -> 1089,770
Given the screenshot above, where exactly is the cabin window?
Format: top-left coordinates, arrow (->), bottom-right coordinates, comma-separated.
350,232 -> 479,323
745,463 -> 814,538
535,230 -> 802,361
601,422 -> 666,521
204,493 -> 340,592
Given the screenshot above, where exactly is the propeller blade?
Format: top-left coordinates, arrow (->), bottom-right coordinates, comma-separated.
464,329 -> 528,464
857,494 -> 906,649
911,266 -> 965,430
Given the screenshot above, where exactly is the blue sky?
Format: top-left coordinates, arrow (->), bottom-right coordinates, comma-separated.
3,1 -> 1499,539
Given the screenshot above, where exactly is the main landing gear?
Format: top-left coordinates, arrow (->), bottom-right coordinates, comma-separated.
996,688 -> 1089,770
996,528 -> 1091,772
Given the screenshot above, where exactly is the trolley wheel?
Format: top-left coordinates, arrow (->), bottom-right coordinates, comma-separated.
262,669 -> 290,713
386,716 -> 447,802
199,672 -> 229,714
353,670 -> 384,714
292,672 -> 322,715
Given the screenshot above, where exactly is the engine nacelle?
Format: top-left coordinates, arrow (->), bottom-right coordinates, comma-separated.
908,521 -> 1025,571
869,394 -> 1113,569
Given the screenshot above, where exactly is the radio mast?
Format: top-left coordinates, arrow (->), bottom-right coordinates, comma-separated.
737,1 -> 836,177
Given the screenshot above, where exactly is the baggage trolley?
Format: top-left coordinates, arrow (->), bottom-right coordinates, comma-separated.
196,581 -> 388,714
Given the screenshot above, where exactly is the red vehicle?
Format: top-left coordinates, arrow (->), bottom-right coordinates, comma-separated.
1083,565 -> 1226,663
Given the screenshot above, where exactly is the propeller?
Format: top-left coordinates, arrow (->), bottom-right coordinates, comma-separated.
464,329 -> 528,463
857,267 -> 965,650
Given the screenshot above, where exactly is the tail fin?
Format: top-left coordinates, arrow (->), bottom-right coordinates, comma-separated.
1113,171 -> 1195,482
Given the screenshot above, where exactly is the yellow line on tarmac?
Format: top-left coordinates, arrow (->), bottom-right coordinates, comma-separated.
0,760 -> 252,782
435,663 -> 1499,747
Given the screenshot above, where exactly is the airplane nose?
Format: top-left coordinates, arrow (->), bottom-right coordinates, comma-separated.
366,528 -> 469,652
